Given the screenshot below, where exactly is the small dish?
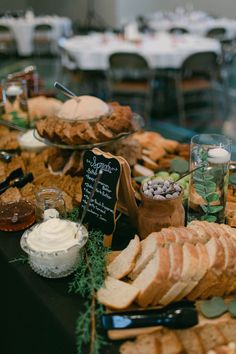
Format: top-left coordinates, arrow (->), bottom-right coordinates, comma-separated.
18,129 -> 47,152
0,200 -> 35,231
20,219 -> 88,278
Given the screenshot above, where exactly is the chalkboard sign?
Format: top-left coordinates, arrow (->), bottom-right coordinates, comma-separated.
81,149 -> 121,234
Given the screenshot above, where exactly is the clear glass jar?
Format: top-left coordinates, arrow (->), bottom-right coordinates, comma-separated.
35,187 -> 65,221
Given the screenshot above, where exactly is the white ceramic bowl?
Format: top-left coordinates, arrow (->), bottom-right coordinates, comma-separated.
20,221 -> 88,278
18,129 -> 47,152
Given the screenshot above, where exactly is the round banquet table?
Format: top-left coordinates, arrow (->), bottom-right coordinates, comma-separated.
0,16 -> 72,56
148,15 -> 236,40
59,32 -> 221,71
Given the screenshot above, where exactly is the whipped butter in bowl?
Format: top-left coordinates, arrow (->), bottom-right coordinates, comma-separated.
18,129 -> 47,152
20,218 -> 88,278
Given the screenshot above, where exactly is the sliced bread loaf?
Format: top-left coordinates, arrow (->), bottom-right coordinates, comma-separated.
152,242 -> 183,306
107,235 -> 141,279
132,247 -> 170,307
128,233 -> 160,280
97,276 -> 139,310
187,237 -> 225,300
159,242 -> 197,305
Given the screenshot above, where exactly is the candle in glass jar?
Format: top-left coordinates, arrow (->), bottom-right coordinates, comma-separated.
207,147 -> 231,164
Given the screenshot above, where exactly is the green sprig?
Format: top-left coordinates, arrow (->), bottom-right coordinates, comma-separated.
69,228 -> 110,354
9,255 -> 28,264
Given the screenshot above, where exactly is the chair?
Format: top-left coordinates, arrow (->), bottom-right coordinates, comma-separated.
107,52 -> 154,125
174,51 -> 226,127
168,27 -> 189,35
0,24 -> 16,55
206,27 -> 226,41
33,23 -> 54,55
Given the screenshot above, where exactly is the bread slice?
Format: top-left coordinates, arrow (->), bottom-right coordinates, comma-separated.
132,247 -> 170,307
128,233 -> 160,280
154,330 -> 183,354
158,227 -> 176,244
135,334 -> 161,354
120,333 -> 161,354
174,243 -> 200,301
175,242 -> 209,301
159,242 -> 200,305
187,237 -> 225,300
187,221 -> 211,243
119,341 -> 137,354
175,328 -> 204,354
152,242 -> 183,305
97,276 -> 139,310
207,343 -> 236,354
107,235 -> 141,279
194,323 -> 227,352
217,321 -> 236,342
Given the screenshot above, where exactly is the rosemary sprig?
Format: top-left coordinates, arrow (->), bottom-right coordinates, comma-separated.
9,255 -> 28,264
69,228 -> 110,354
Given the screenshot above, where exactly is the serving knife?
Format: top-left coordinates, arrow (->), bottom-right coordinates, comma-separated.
101,301 -> 198,330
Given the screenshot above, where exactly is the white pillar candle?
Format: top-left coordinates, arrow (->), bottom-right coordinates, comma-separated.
207,147 -> 231,164
6,85 -> 23,96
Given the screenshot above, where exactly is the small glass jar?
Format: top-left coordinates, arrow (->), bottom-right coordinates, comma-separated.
35,188 -> 65,221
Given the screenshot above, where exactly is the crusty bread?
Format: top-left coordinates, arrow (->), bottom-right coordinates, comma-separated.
187,237 -> 225,300
217,321 -> 236,343
207,342 -> 236,354
97,276 -> 139,310
129,233 -> 160,280
132,247 -> 170,307
119,341 -> 137,354
175,328 -> 204,354
152,243 -> 183,306
107,235 -> 141,279
159,243 -> 198,305
120,333 -> 161,354
194,323 -> 227,352
174,243 -> 199,301
154,329 -> 183,354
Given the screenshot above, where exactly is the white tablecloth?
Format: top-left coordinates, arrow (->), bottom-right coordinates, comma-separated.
0,16 -> 72,55
59,33 -> 221,71
148,16 -> 236,40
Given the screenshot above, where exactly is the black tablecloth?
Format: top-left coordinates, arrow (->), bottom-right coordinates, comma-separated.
1,216 -> 136,354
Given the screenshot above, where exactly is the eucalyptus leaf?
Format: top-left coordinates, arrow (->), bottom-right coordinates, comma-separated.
205,181 -> 216,188
204,174 -> 215,181
200,297 -> 228,318
228,299 -> 236,318
194,183 -> 205,192
206,194 -> 220,203
201,214 -> 217,222
208,205 -> 224,214
201,205 -> 209,213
